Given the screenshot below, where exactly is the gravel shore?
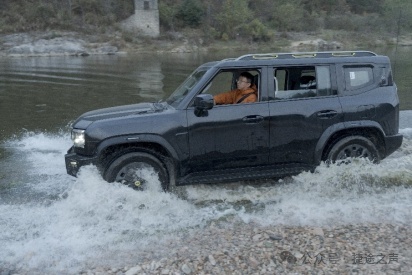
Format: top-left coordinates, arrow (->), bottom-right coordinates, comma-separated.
78,221 -> 410,275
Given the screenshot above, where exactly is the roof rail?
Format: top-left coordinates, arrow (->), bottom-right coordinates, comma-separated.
236,51 -> 377,60
220,58 -> 237,62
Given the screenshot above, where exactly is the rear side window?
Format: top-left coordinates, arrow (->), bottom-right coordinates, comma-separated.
344,66 -> 374,91
272,65 -> 335,100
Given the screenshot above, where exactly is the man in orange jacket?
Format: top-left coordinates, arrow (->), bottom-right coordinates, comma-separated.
214,72 -> 257,105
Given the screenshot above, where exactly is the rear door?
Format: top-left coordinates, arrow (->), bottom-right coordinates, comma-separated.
269,65 -> 343,165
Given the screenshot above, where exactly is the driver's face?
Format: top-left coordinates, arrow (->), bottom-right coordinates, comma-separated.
236,76 -> 251,90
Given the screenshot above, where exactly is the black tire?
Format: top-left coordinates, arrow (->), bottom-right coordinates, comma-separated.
327,136 -> 380,164
104,151 -> 169,191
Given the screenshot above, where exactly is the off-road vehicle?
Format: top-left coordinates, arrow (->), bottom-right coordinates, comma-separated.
65,51 -> 403,190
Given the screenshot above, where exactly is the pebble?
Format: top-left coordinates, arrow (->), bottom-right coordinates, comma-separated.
269,234 -> 283,241
181,263 -> 192,274
5,221 -> 410,274
125,265 -> 142,275
208,255 -> 216,266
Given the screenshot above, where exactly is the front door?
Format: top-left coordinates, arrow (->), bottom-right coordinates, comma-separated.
186,102 -> 270,174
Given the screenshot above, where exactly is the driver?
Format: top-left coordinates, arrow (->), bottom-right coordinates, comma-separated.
214,72 -> 257,105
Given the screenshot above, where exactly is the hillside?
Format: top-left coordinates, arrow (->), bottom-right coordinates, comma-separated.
1,0 -> 412,56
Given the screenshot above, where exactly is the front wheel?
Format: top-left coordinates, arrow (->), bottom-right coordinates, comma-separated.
104,151 -> 169,191
327,136 -> 380,164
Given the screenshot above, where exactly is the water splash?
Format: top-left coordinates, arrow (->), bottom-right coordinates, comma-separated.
1,114 -> 412,273
0,166 -> 218,272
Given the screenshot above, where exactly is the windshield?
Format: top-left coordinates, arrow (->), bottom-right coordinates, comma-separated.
166,68 -> 208,107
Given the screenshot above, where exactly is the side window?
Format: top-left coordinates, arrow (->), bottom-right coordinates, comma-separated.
200,69 -> 261,104
273,66 -> 333,100
276,70 -> 286,90
202,71 -> 233,95
344,66 -> 374,91
316,66 -> 334,96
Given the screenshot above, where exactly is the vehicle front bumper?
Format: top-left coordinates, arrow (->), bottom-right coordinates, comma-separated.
385,133 -> 403,157
65,147 -> 98,177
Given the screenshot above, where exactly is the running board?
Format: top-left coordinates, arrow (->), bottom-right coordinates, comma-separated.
176,164 -> 313,185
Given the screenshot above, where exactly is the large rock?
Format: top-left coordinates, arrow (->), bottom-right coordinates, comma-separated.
1,32 -> 118,56
7,37 -> 87,56
290,38 -> 343,50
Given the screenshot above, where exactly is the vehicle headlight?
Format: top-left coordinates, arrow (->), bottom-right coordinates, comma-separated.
71,129 -> 85,148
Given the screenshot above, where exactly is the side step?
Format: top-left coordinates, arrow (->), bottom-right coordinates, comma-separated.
176,164 -> 313,186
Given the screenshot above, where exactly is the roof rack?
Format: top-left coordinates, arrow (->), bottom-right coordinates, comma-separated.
236,51 -> 377,61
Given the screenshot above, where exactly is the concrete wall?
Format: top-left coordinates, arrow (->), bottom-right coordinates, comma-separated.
134,0 -> 158,10
121,0 -> 160,37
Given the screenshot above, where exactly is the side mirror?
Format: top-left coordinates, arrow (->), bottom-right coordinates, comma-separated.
193,94 -> 214,117
379,75 -> 388,87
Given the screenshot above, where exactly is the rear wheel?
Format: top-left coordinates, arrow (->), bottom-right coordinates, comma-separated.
104,151 -> 169,191
327,136 -> 380,164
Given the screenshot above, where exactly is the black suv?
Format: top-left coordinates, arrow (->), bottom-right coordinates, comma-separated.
65,51 -> 403,190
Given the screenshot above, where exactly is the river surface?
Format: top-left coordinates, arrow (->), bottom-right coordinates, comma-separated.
0,48 -> 412,273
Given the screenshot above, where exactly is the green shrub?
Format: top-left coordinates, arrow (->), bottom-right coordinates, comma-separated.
216,0 -> 253,39
325,13 -> 384,32
176,0 -> 204,27
159,2 -> 178,31
221,33 -> 229,41
272,2 -> 305,31
242,19 -> 272,42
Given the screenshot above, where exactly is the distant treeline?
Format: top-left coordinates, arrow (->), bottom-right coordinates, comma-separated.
1,0 -> 411,41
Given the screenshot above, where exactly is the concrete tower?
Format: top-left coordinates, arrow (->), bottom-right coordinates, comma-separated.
121,0 -> 160,37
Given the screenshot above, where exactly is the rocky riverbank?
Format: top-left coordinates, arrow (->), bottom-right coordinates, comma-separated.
0,32 -> 119,57
4,220 -> 409,274
95,222 -> 409,275
2,30 -> 410,57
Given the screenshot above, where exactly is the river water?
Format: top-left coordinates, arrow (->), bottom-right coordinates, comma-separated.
0,48 -> 412,273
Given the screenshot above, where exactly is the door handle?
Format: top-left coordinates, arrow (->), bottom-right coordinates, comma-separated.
317,110 -> 338,119
242,115 -> 264,123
